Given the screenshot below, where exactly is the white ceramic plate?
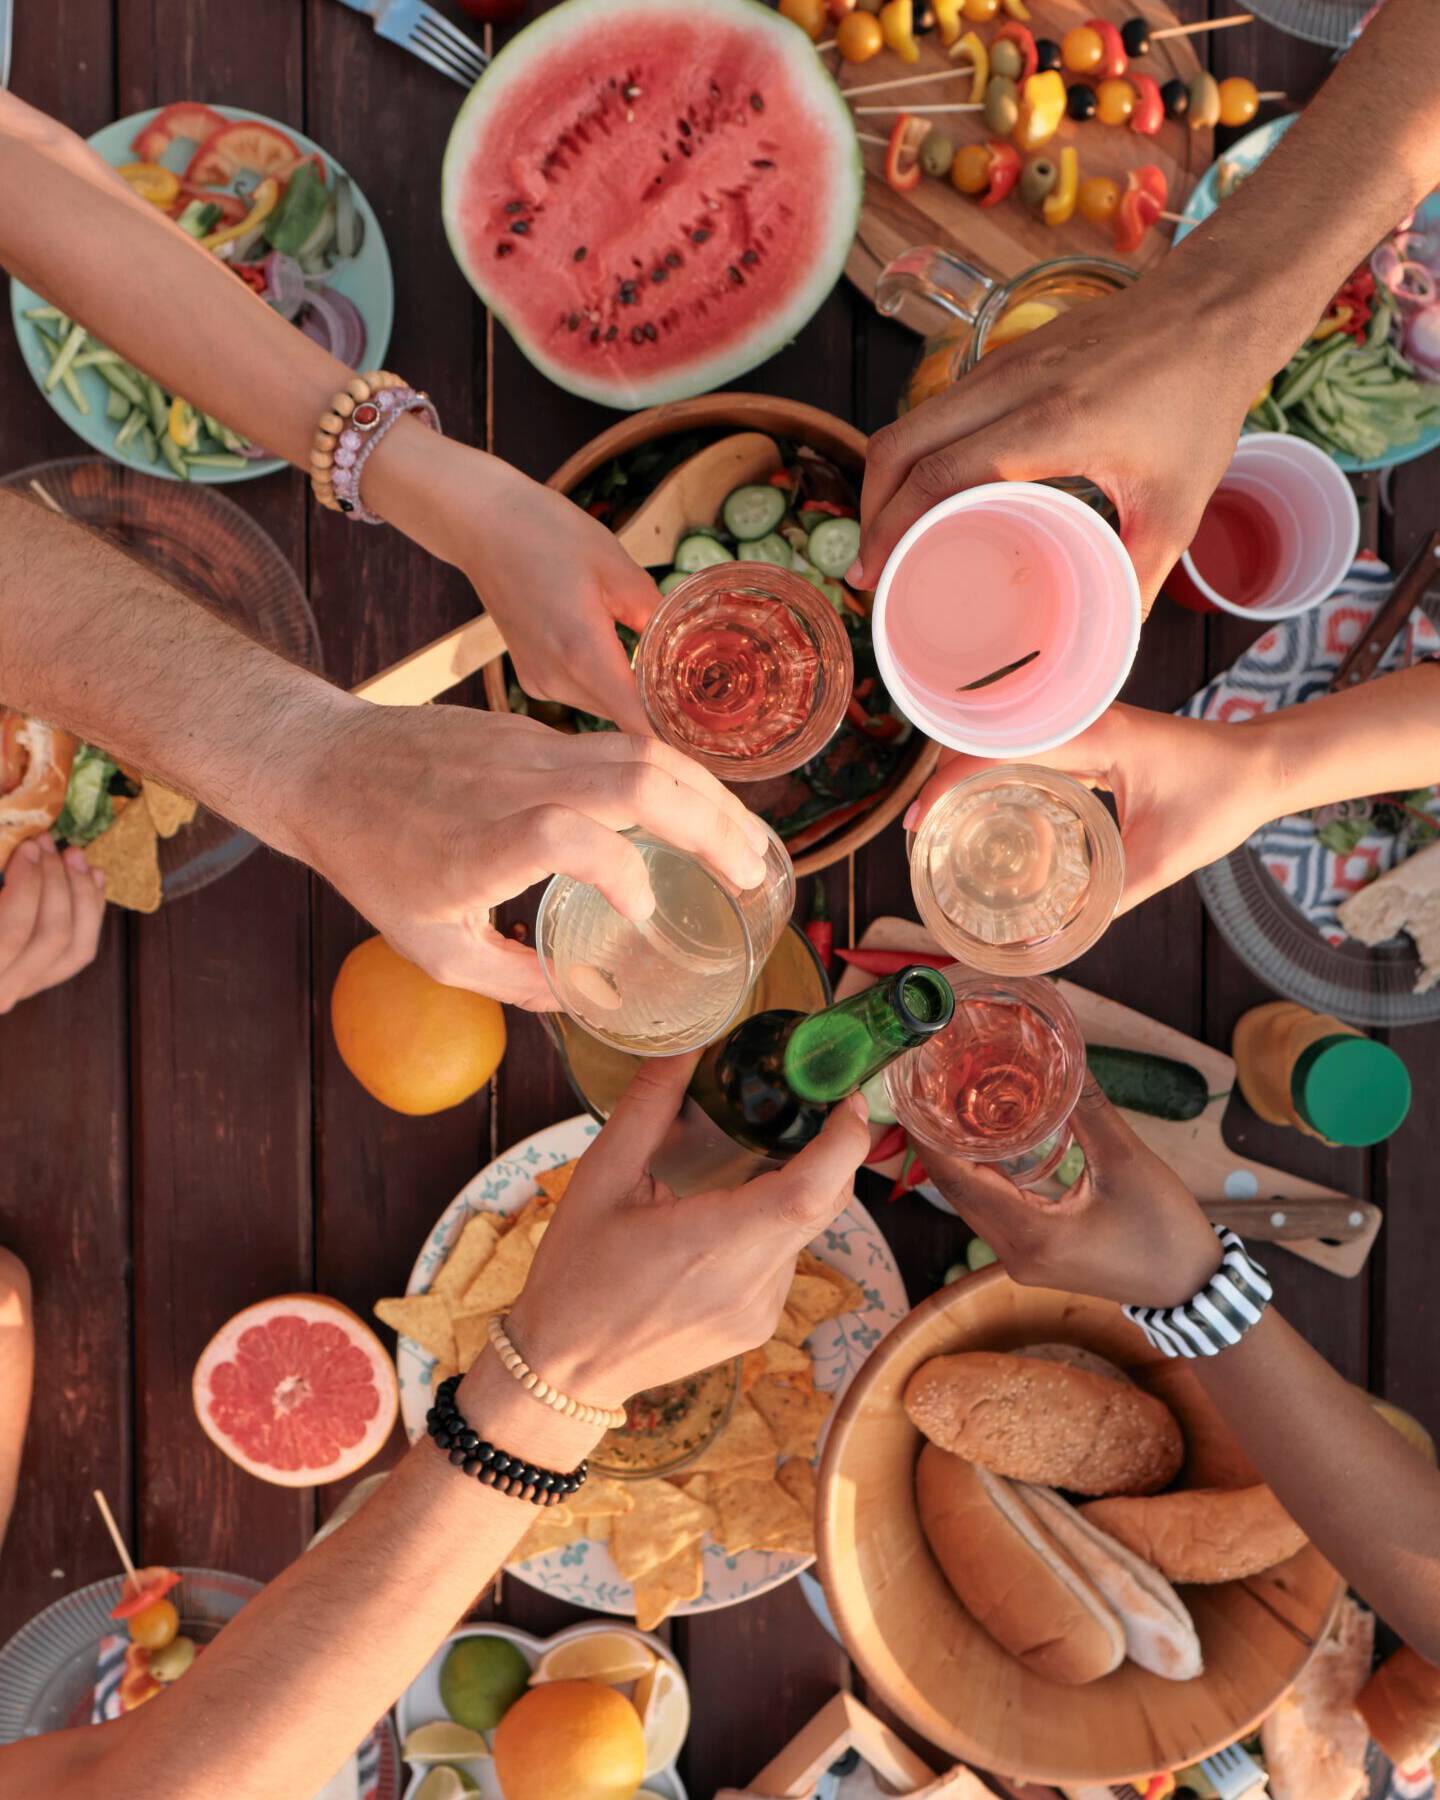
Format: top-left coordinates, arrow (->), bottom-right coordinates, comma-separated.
395,1620 -> 687,1800
393,1114 -> 909,1618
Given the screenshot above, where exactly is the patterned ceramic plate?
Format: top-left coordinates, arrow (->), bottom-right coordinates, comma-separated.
394,1115 -> 909,1618
0,1568 -> 400,1796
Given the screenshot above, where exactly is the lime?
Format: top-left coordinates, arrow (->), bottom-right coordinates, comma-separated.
440,1634 -> 531,1732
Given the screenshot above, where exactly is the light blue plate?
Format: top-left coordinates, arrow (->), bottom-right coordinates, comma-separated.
9,105 -> 394,483
1176,113 -> 1440,474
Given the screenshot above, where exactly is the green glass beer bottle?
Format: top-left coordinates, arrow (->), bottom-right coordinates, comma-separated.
690,966 -> 955,1160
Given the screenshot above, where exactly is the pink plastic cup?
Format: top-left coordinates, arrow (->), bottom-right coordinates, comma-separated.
871,483 -> 1141,759
1164,433 -> 1359,619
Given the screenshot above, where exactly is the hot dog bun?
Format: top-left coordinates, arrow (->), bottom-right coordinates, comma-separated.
903,1351 -> 1183,1496
1357,1645 -> 1440,1768
1014,1484 -> 1203,1681
915,1445 -> 1125,1686
0,712 -> 76,869
1080,1483 -> 1306,1583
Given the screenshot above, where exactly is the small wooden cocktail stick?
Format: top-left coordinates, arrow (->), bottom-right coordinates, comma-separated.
27,479 -> 65,515
853,102 -> 983,116
856,131 -> 891,147
844,66 -> 977,99
1150,10 -> 1252,39
94,1489 -> 138,1584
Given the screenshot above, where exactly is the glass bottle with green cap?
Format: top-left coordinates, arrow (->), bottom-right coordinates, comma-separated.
1290,1031 -> 1412,1147
690,966 -> 956,1160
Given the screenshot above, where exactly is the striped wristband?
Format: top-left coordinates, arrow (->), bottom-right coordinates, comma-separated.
1123,1227 -> 1273,1359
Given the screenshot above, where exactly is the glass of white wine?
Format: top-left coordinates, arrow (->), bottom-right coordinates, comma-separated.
536,822 -> 794,1056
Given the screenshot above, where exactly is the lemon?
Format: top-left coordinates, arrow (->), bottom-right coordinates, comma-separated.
634,1658 -> 691,1775
531,1630 -> 656,1688
413,1771 -> 470,1800
403,1721 -> 493,1763
984,300 -> 1060,351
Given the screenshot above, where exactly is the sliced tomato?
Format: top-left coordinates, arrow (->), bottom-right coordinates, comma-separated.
184,120 -> 301,188
1113,164 -> 1167,254
131,102 -> 227,163
110,1565 -> 182,1621
173,182 -> 248,226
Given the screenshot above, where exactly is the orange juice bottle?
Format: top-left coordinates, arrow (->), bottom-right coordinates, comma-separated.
1232,1001 -> 1411,1147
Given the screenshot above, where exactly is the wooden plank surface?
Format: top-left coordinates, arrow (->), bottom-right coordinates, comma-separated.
0,4 -> 1437,1800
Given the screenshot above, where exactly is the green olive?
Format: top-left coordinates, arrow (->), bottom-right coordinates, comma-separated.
149,1636 -> 197,1683
1188,69 -> 1221,129
1019,155 -> 1058,209
983,75 -> 1019,136
919,129 -> 955,179
989,37 -> 1023,82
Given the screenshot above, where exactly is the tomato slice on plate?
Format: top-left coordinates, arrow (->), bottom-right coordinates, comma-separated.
130,101 -> 227,163
185,120 -> 302,188
173,182 -> 248,226
109,1565 -> 182,1621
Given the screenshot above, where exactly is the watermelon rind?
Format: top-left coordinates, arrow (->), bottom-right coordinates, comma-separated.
441,0 -> 862,411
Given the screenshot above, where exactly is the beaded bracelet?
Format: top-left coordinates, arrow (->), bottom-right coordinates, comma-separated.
425,1374 -> 587,1507
487,1314 -> 629,1431
309,371 -> 440,524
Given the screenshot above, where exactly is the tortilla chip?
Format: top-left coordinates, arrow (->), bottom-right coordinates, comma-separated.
373,1295 -> 456,1368
141,779 -> 197,838
776,1457 -> 817,1517
433,1212 -> 502,1302
675,1473 -> 711,1503
610,1480 -> 716,1582
742,1338 -> 813,1392
535,1159 -> 578,1201
572,1477 -> 634,1520
632,1538 -> 704,1631
709,1473 -> 814,1557
750,1374 -> 832,1461
84,800 -> 161,913
682,1396 -> 777,1475
773,1272 -> 843,1347
512,1504 -> 586,1561
461,1205 -> 548,1314
451,1309 -> 493,1375
796,1248 -> 865,1318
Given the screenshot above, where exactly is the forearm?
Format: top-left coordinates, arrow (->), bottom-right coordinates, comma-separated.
1195,1309 -> 1440,1659
1268,662 -> 1440,816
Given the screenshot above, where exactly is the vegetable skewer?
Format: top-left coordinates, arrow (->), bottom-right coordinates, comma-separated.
843,67 -> 978,98
1150,9 -> 1252,41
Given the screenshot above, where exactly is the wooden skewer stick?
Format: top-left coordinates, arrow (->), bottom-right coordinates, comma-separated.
1150,10 -> 1252,39
94,1489 -> 138,1585
27,479 -> 65,515
853,102 -> 983,115
1257,90 -> 1287,99
856,132 -> 891,147
1159,209 -> 1185,223
843,66 -> 976,99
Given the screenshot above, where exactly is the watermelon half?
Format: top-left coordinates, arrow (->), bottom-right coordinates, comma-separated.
442,0 -> 862,411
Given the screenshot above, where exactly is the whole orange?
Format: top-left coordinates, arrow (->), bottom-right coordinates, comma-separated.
330,936 -> 506,1115
493,1679 -> 645,1800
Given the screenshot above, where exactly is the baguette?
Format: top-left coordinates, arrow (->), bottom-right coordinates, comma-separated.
1080,1484 -> 1306,1583
1357,1645 -> 1440,1768
916,1445 -> 1125,1685
904,1351 -> 1183,1496
1262,1598 -> 1373,1800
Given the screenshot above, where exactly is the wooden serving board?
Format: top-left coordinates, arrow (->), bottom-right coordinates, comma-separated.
837,0 -> 1214,337
838,916 -> 1383,1277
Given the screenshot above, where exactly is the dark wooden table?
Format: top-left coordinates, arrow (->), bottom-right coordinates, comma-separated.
1,3 -> 1436,1794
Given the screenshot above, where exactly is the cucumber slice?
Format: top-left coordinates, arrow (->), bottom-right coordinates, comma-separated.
674,533 -> 735,573
657,570 -> 688,595
860,1069 -> 897,1124
966,1238 -> 999,1272
721,482 -> 788,541
742,531 -> 794,569
807,515 -> 862,578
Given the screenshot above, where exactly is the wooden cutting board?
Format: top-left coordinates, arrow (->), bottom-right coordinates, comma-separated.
836,0 -> 1214,337
838,916 -> 1383,1277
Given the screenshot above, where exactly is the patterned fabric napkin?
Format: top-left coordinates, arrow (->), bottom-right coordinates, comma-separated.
1180,557 -> 1440,945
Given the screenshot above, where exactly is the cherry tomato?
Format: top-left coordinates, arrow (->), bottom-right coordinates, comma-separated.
780,0 -> 827,37
1077,174 -> 1121,224
128,1597 -> 179,1650
837,9 -> 884,57
1217,75 -> 1259,127
1061,24 -> 1104,74
455,0 -> 528,18
963,0 -> 1001,20
951,142 -> 993,194
1095,77 -> 1135,125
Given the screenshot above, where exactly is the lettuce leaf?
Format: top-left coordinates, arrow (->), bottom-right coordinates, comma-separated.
52,743 -> 119,847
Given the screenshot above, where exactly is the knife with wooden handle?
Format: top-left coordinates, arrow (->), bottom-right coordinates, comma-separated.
1199,1196 -> 1378,1245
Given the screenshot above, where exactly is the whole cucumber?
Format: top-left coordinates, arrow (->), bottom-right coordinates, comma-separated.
1085,1045 -> 1211,1122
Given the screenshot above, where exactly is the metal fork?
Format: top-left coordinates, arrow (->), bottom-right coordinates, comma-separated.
335,0 -> 487,88
1199,1742 -> 1268,1799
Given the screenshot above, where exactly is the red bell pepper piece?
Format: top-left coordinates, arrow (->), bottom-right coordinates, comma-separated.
804,881 -> 834,970
767,468 -> 796,489
1113,164 -> 1167,254
992,21 -> 1038,82
1085,16 -> 1127,76
835,946 -> 954,975
980,139 -> 1022,208
1129,72 -> 1164,136
865,1122 -> 908,1166
884,114 -> 929,193
802,498 -> 856,519
888,1146 -> 929,1202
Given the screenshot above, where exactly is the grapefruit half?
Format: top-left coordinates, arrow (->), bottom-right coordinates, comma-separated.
192,1294 -> 398,1487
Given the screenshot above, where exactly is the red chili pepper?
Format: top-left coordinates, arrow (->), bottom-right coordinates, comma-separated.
585,499 -> 611,519
852,676 -> 875,702
888,1146 -> 929,1203
865,1122 -> 908,1167
1128,72 -> 1164,136
980,139 -> 1021,208
1085,15 -> 1127,76
845,695 -> 871,732
767,468 -> 796,489
804,880 -> 833,971
993,21 -> 1037,81
835,946 -> 953,975
802,499 -> 856,519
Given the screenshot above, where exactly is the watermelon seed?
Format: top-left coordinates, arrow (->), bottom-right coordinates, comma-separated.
510,220 -> 530,235
631,325 -> 646,344
495,243 -> 515,258
665,251 -> 683,268
505,200 -> 525,214
573,247 -> 588,262
651,267 -> 668,284
742,248 -> 759,266
750,92 -> 765,112
643,321 -> 657,341
728,265 -> 744,285
624,83 -> 642,98
691,228 -> 710,246
590,329 -> 600,343
710,82 -> 721,100
567,313 -> 581,331
751,158 -> 775,169
678,142 -> 692,158
605,325 -> 618,341
678,119 -> 691,136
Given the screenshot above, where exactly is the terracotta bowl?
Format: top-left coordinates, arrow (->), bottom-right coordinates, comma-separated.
482,393 -> 938,877
816,1268 -> 1343,1786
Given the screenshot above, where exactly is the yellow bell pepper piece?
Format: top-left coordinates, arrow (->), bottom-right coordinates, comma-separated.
1250,379 -> 1273,412
880,0 -> 920,63
955,29 -> 988,103
167,396 -> 199,450
1013,70 -> 1066,151
1311,305 -> 1354,342
932,0 -> 962,45
118,162 -> 181,208
200,176 -> 279,252
1042,146 -> 1078,226
1001,0 -> 1031,16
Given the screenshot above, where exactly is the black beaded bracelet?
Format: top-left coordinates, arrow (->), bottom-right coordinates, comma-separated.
424,1374 -> 587,1507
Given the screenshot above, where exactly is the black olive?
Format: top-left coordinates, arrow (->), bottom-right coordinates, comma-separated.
1034,36 -> 1062,72
1120,16 -> 1150,57
1161,76 -> 1189,118
1066,83 -> 1097,121
913,2 -> 937,32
